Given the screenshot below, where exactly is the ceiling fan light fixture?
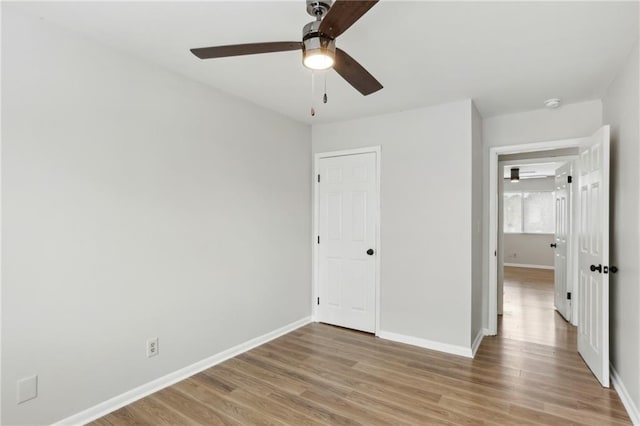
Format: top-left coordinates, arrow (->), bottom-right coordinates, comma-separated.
191,1 -> 383,96
302,34 -> 336,70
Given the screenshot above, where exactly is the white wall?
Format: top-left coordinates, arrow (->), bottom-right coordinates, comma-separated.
502,177 -> 556,268
484,100 -> 603,147
471,104 -> 484,343
603,43 -> 640,420
2,8 -> 311,425
313,100 -> 474,349
503,234 -> 555,267
482,101 -> 602,329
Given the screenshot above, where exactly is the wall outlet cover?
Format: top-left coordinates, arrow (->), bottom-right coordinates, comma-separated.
17,375 -> 38,404
147,338 -> 159,358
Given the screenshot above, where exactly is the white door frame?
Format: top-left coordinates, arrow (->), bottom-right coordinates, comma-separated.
312,146 -> 382,335
488,138 -> 582,335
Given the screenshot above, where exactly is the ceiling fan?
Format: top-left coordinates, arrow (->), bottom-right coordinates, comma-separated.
190,0 -> 383,96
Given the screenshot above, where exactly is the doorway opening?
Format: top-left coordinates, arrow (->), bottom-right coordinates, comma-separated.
489,140 -> 581,335
487,126 -> 611,387
498,158 -> 576,349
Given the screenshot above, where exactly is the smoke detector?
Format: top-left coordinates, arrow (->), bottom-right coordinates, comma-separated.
544,98 -> 561,109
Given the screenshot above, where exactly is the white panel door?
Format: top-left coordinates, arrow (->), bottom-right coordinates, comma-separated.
318,152 -> 377,333
577,125 -> 610,387
554,163 -> 571,321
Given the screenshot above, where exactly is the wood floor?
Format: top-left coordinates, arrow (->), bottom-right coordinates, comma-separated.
93,267 -> 631,425
501,266 -> 576,350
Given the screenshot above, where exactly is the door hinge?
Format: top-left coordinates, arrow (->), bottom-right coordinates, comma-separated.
568,175 -> 572,183
317,174 -> 320,183
317,297 -> 320,305
567,292 -> 572,300
317,235 -> 320,244
494,250 -> 497,257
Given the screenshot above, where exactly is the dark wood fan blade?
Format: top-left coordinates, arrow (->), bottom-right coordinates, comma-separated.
334,48 -> 382,96
191,42 -> 302,59
318,0 -> 378,39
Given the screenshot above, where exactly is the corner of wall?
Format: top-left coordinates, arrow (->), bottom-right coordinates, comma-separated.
612,365 -> 640,426
470,100 -> 485,344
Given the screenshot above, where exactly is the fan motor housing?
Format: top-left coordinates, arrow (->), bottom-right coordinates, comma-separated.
302,20 -> 335,46
302,20 -> 336,59
302,20 -> 323,39
302,36 -> 336,57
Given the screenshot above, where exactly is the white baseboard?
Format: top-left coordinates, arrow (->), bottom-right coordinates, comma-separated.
504,263 -> 554,270
54,317 -> 312,426
471,329 -> 484,358
378,330 -> 473,358
611,364 -> 640,425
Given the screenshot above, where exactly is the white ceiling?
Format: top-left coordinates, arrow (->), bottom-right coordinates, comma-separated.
8,1 -> 639,124
503,162 -> 566,179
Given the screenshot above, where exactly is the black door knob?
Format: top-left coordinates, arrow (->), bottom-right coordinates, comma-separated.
366,249 -> 374,256
610,266 -> 618,273
590,264 -> 602,273
550,243 -> 557,248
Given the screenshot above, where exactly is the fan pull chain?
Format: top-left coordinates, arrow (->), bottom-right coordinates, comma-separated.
311,71 -> 316,117
323,73 -> 328,104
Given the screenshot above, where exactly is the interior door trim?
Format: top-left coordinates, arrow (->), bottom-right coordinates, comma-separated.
488,138 -> 583,335
312,146 -> 382,335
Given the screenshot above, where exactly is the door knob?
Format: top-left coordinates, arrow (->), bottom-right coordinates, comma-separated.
550,243 -> 557,248
610,266 -> 618,273
366,249 -> 375,256
590,264 -> 602,273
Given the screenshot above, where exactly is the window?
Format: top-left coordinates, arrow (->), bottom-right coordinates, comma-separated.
504,191 -> 555,233
504,193 -> 522,233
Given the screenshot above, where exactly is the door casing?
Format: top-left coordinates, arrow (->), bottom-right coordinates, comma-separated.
488,138 -> 583,335
312,146 -> 382,335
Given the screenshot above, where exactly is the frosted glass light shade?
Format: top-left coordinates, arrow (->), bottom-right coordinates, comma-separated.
304,52 -> 334,70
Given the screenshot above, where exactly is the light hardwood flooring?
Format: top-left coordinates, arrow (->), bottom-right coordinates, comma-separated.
93,267 -> 631,425
501,266 -> 576,350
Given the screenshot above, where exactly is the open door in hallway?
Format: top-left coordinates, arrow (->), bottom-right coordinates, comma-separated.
577,125 -> 610,387
554,162 -> 572,321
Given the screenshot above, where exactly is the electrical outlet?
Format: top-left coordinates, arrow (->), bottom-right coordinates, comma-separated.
147,338 -> 159,358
